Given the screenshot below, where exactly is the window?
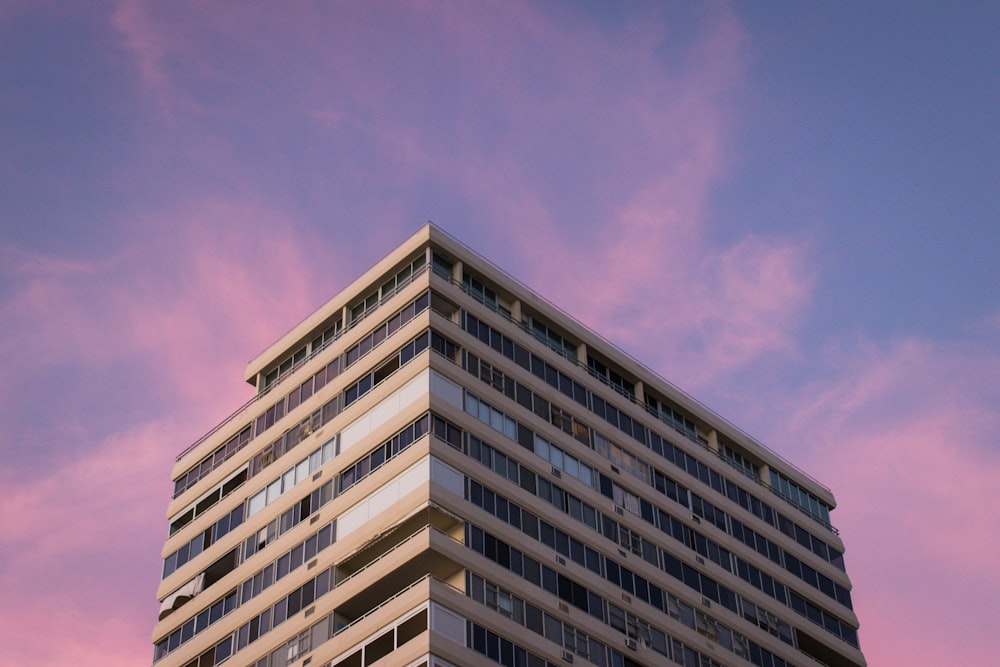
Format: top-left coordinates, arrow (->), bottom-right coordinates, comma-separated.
695,611 -> 719,640
618,526 -> 642,555
465,391 -> 517,441
770,469 -> 832,526
644,393 -> 699,442
587,355 -> 634,398
310,318 -> 343,353
722,445 -> 759,480
431,251 -> 453,280
533,434 -> 594,488
262,345 -> 307,392
485,582 -> 514,618
529,317 -> 578,361
379,255 -> 424,300
564,626 -> 590,660
396,609 -> 428,646
463,271 -> 499,310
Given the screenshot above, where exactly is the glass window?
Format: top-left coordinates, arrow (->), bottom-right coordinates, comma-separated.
534,436 -> 549,460
564,455 -> 579,479
266,479 -> 281,504
247,490 -> 266,517
214,638 -> 232,663
550,447 -> 564,469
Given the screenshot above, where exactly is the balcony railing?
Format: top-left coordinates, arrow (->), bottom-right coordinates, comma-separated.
176,263 -> 433,462
433,269 -> 839,534
336,524 -> 460,587
332,571 -> 463,638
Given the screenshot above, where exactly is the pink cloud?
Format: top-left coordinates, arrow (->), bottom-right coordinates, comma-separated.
16,6 -> 985,666
0,198 -> 332,666
112,1 -> 164,86
118,200 -> 322,404
0,198 -> 322,417
384,6 -> 815,387
776,338 -> 1000,666
111,0 -> 185,114
102,2 -> 811,395
680,235 -> 814,372
512,201 -> 815,392
268,4 -> 808,390
0,421 -> 178,666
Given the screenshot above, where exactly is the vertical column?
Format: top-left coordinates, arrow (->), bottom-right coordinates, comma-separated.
706,429 -> 720,454
510,299 -> 522,323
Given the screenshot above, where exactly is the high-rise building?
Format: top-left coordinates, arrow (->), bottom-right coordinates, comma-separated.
152,225 -> 865,667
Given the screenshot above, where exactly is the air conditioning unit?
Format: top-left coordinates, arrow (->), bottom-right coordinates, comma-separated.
551,466 -> 562,478
562,651 -> 574,663
624,638 -> 638,651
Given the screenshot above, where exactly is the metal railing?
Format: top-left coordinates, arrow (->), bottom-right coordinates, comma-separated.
175,396 -> 258,463
432,269 -> 839,533
428,228 -> 835,499
332,570 -> 465,639
336,524 -> 460,587
175,264 -> 433,463
332,575 -> 431,637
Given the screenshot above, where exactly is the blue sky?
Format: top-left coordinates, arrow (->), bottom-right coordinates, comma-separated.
1,3 -> 998,665
725,3 -> 999,341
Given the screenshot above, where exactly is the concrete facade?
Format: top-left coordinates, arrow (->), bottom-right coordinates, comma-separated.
152,225 -> 865,667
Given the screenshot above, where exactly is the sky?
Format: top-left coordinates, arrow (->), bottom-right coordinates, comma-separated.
1,2 -> 998,665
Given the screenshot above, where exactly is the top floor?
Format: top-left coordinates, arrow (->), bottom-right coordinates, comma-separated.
231,224 -> 836,525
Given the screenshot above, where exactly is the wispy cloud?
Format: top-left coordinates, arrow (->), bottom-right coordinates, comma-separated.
778,337 -> 1000,665
1,199 -> 320,408
103,3 -> 808,394
0,198 -> 324,665
398,6 -> 816,387
8,4 -> 992,666
0,419 -> 177,665
111,0 -> 178,112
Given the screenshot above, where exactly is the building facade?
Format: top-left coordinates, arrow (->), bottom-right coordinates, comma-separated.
152,225 -> 865,667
